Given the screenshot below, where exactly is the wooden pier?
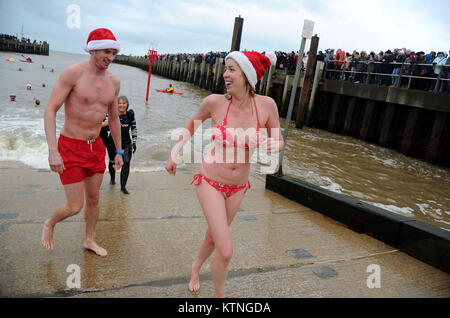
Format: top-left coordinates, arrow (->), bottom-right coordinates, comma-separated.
0,39 -> 49,56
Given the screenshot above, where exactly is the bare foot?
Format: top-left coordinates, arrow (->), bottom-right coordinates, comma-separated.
84,240 -> 108,257
41,219 -> 54,250
188,262 -> 200,293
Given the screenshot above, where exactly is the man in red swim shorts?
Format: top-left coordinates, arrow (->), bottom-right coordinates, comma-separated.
41,28 -> 124,257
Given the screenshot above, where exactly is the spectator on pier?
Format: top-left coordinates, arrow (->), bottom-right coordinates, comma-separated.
440,52 -> 450,93
343,53 -> 352,81
422,52 -> 435,91
316,51 -> 325,62
380,50 -> 394,86
433,52 -> 447,92
324,49 -> 335,79
195,54 -> 203,65
277,51 -> 288,71
410,51 -> 426,90
301,52 -> 307,72
391,50 -> 405,87
401,51 -> 415,88
367,52 -> 377,84
334,49 -> 345,79
288,51 -> 297,74
356,51 -> 368,83
349,51 -> 359,82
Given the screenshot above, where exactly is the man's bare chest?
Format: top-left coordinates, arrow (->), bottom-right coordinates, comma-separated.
71,75 -> 115,106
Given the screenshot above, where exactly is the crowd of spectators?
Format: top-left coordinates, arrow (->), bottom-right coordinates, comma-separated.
274,51 -> 299,74
145,51 -> 228,65
1,34 -> 46,45
319,48 -> 449,93
138,46 -> 449,94
1,34 -> 19,41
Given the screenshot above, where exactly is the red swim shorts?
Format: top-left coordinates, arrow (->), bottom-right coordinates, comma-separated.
58,134 -> 106,185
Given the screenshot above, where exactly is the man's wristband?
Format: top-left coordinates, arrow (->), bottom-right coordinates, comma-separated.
116,150 -> 124,155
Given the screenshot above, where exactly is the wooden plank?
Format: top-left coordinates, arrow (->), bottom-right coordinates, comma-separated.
343,97 -> 357,136
328,94 -> 341,132
360,100 -> 376,141
400,108 -> 420,155
280,75 -> 290,117
378,103 -> 396,147
425,113 -> 447,164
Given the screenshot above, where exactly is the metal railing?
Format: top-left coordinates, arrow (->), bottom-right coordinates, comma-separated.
324,59 -> 450,93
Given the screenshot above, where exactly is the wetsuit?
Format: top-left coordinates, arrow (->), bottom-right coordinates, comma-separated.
104,110 -> 137,193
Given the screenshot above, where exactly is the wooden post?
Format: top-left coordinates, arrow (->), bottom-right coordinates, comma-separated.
171,60 -> 176,79
265,65 -> 275,96
295,35 -> 319,129
259,73 -> 266,94
378,103 -> 396,147
328,94 -> 341,132
343,97 -> 357,136
182,61 -> 188,82
193,62 -> 198,85
306,61 -> 325,127
199,61 -> 206,88
176,61 -> 181,80
230,16 -> 244,51
425,113 -> 447,164
215,58 -> 225,93
280,75 -> 290,117
188,59 -> 195,83
205,63 -> 211,90
400,108 -> 420,156
213,58 -> 221,92
360,100 -> 376,141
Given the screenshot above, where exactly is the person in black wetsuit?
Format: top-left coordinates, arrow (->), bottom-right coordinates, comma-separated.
102,96 -> 137,194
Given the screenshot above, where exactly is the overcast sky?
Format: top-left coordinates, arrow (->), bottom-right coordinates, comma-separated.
1,0 -> 449,56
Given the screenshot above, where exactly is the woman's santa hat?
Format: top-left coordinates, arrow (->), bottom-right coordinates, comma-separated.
225,51 -> 277,89
85,28 -> 120,53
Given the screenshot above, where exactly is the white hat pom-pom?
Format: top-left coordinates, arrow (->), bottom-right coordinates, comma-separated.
265,51 -> 277,66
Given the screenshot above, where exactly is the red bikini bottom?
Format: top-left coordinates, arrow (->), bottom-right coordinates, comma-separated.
190,173 -> 250,198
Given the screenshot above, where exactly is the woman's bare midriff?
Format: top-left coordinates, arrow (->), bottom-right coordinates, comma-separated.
199,144 -> 256,185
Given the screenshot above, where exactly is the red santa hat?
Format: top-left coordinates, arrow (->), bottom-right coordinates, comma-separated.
85,28 -> 120,53
225,51 -> 276,89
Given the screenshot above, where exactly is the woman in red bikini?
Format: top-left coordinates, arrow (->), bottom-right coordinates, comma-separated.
165,50 -> 283,297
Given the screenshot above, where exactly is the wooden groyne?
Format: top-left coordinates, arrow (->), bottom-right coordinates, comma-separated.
113,55 -> 450,168
0,38 -> 49,56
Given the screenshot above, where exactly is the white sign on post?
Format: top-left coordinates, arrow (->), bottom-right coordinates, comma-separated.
302,19 -> 315,39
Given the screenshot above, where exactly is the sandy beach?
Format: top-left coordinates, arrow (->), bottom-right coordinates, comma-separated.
0,160 -> 449,298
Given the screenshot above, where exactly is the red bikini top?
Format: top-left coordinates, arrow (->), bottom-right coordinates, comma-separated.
212,98 -> 265,149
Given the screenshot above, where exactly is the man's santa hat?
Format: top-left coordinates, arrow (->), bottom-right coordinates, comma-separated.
225,51 -> 277,89
85,28 -> 120,53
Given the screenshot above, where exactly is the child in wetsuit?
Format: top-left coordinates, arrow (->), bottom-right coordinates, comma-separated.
102,96 -> 137,194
